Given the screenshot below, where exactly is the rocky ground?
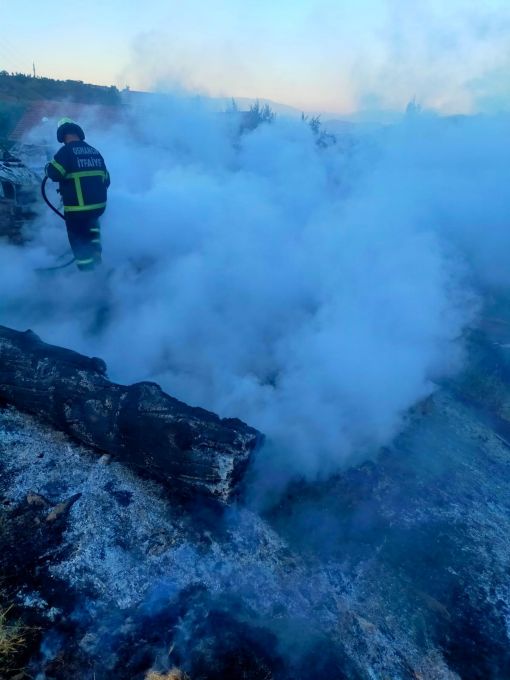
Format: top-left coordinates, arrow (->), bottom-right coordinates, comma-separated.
1,318 -> 510,679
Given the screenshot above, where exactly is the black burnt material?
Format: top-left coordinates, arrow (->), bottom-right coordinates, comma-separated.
0,325 -> 261,503
0,492 -> 82,678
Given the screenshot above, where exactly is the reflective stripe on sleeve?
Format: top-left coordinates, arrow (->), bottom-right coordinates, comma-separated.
50,159 -> 67,177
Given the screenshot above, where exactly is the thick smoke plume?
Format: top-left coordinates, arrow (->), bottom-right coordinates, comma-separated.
3,98 -> 509,486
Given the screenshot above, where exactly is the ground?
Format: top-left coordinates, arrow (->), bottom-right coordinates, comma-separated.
1,322 -> 510,678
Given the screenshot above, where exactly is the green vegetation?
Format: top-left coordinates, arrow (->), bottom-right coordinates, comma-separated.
241,100 -> 276,132
0,71 -> 122,106
0,71 -> 123,141
301,113 -> 336,148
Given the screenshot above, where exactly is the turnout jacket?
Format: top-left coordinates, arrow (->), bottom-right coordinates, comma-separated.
46,141 -> 110,214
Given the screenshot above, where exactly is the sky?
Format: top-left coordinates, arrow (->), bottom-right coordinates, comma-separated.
1,0 -> 510,115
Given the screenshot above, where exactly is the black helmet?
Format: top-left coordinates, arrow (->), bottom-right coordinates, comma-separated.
57,117 -> 85,143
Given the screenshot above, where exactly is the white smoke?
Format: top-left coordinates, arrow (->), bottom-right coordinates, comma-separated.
3,97 -> 508,485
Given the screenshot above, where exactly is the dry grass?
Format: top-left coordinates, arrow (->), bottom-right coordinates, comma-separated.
145,669 -> 190,680
0,605 -> 27,664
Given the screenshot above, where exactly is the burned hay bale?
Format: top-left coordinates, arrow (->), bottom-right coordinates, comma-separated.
0,325 -> 261,503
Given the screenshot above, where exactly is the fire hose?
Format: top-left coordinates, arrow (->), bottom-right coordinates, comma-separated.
38,176 -> 76,271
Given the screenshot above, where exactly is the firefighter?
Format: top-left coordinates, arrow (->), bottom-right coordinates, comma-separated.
45,118 -> 110,271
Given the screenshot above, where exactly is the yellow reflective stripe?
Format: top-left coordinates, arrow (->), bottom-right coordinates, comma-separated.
91,239 -> 101,244
50,159 -> 67,177
67,171 -> 106,179
64,202 -> 106,213
74,177 -> 85,207
68,171 -> 106,207
76,258 -> 95,265
90,227 -> 100,233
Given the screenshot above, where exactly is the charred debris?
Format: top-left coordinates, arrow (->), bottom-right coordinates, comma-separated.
0,325 -> 261,504
0,147 -> 40,243
1,325 -> 510,678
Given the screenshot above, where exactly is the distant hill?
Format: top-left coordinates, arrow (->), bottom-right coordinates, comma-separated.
0,71 -> 122,106
0,72 -> 122,141
0,71 -> 382,145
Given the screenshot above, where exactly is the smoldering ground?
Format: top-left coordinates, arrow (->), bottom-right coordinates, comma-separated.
2,97 -> 510,677
2,98 -> 510,491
